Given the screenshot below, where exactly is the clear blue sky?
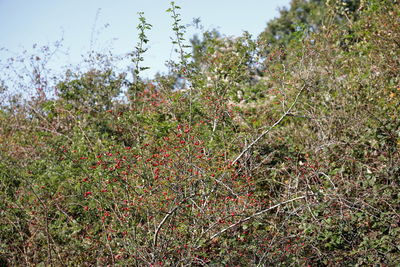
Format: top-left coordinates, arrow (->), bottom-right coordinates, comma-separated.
0,0 -> 290,79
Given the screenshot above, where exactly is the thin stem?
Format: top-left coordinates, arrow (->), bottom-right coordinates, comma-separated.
197,195 -> 306,249
232,84 -> 306,165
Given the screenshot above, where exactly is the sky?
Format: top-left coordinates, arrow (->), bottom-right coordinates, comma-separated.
0,0 -> 290,80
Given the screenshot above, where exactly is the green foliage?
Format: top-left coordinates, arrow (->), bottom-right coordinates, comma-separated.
128,11 -> 152,100
259,0 -> 326,51
57,68 -> 124,112
1,0 -> 399,265
258,0 -> 363,52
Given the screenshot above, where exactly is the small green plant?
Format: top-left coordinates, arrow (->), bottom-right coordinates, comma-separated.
128,11 -> 152,101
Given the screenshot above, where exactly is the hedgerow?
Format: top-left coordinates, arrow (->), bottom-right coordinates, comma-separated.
0,0 -> 399,265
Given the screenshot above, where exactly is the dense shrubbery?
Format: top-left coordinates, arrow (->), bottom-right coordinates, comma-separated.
1,0 -> 399,265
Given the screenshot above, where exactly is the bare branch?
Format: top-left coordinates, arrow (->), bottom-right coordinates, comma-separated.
199,195 -> 305,248
153,194 -> 195,248
232,84 -> 306,165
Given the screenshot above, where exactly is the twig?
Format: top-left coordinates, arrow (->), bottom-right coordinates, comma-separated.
319,171 -> 336,189
232,84 -> 306,165
153,194 -> 195,248
198,195 -> 305,248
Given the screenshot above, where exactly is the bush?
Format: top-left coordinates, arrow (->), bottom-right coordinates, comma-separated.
0,0 -> 399,265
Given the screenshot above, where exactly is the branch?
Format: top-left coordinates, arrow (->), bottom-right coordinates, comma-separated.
232,84 -> 306,165
200,196 -> 305,247
153,194 -> 195,248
